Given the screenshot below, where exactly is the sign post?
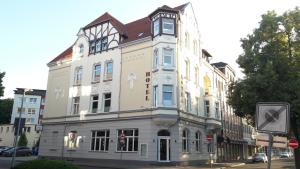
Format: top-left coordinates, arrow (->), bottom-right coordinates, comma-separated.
256,102 -> 290,169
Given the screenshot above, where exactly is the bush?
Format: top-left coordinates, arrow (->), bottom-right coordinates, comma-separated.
14,159 -> 80,169
18,133 -> 28,147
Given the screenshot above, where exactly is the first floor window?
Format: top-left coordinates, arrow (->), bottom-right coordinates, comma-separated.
185,92 -> 191,112
162,85 -> 173,106
74,67 -> 83,85
117,129 -> 138,152
163,48 -> 173,67
91,130 -> 110,151
93,64 -> 101,82
91,95 -> 99,113
195,131 -> 201,152
182,129 -> 189,152
204,100 -> 210,117
72,97 -> 80,114
105,61 -> 113,80
153,85 -> 158,107
103,93 -> 111,112
153,48 -> 159,69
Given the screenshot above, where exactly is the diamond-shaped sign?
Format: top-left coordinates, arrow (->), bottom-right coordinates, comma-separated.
256,102 -> 289,134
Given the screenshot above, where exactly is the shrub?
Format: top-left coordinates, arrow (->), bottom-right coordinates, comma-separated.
17,133 -> 28,147
14,159 -> 80,169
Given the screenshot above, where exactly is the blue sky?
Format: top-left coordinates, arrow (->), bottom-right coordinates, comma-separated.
0,0 -> 299,98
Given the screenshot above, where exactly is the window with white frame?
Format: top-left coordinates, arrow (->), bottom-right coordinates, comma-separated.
185,32 -> 190,49
101,37 -> 108,50
153,19 -> 160,36
105,61 -> 113,80
162,85 -> 173,106
215,102 -> 220,119
193,40 -> 198,55
117,129 -> 138,152
182,129 -> 189,152
153,85 -> 158,107
90,95 -> 99,113
185,60 -> 190,79
29,98 -> 37,103
162,18 -> 174,34
163,48 -> 173,67
153,48 -> 159,69
89,41 -> 96,54
27,108 -> 36,114
95,40 -> 101,52
93,64 -> 101,82
79,44 -> 84,54
74,67 -> 83,85
195,66 -> 199,85
103,93 -> 111,112
195,131 -> 202,152
204,100 -> 210,117
72,97 -> 80,114
91,130 -> 110,151
195,97 -> 199,115
17,107 -> 25,113
185,92 -> 191,112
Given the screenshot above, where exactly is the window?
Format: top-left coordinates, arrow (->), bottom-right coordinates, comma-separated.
6,127 -> 9,133
195,67 -> 199,85
93,64 -> 101,82
153,19 -> 160,36
103,93 -> 111,112
185,32 -> 190,49
162,85 -> 173,106
27,127 -> 31,133
28,108 -> 36,114
204,100 -> 210,117
193,40 -> 198,55
79,44 -> 84,54
95,40 -> 101,52
89,41 -> 96,54
29,98 -> 37,103
101,37 -> 108,50
67,131 -> 77,149
91,130 -> 110,151
195,97 -> 200,115
162,18 -> 174,34
74,67 -> 83,85
185,60 -> 190,79
153,85 -> 158,107
182,129 -> 189,152
105,61 -> 113,80
117,129 -> 138,152
185,92 -> 191,112
163,48 -> 173,67
17,108 -> 25,113
91,95 -> 99,113
195,131 -> 202,152
72,97 -> 80,114
153,48 -> 159,69
215,102 -> 220,119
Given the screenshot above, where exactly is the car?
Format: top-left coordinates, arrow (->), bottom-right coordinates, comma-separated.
252,153 -> 268,163
2,147 -> 32,157
280,152 -> 290,158
0,147 -> 13,155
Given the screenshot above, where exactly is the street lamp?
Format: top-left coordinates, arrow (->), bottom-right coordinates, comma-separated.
10,88 -> 32,169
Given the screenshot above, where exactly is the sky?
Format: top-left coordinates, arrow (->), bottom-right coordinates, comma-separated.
0,0 -> 299,98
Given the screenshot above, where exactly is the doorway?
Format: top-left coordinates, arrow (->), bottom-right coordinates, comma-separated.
157,130 -> 170,162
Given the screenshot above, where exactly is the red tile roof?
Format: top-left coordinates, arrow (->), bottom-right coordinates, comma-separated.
48,46 -> 72,65
49,3 -> 188,64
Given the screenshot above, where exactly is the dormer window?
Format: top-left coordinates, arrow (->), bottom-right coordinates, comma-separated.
79,44 -> 84,54
89,37 -> 108,54
153,19 -> 160,36
162,18 -> 174,34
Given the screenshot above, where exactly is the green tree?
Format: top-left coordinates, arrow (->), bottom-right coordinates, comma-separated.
18,133 -> 28,147
0,98 -> 13,124
0,72 -> 5,97
227,8 -> 300,167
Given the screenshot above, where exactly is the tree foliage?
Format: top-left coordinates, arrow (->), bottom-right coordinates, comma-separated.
228,7 -> 300,167
0,72 -> 5,97
0,98 -> 13,124
18,133 -> 28,147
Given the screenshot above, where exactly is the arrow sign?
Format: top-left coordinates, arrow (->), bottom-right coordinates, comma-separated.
256,102 -> 289,134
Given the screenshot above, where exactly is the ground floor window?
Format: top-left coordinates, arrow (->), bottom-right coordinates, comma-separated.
195,131 -> 201,152
182,129 -> 189,152
117,129 -> 138,152
91,130 -> 110,151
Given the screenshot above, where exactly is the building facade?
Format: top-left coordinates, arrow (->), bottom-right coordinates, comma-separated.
40,3 -> 250,164
0,88 -> 46,148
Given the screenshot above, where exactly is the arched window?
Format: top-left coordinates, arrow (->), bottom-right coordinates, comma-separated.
204,75 -> 211,95
185,32 -> 190,49
79,44 -> 84,54
157,129 -> 170,136
193,40 -> 197,55
182,129 -> 189,152
195,131 -> 202,152
74,66 -> 83,85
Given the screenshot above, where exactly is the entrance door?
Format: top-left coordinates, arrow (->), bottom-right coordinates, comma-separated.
159,137 -> 170,162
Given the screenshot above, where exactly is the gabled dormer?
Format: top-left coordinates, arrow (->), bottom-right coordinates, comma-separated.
149,5 -> 178,37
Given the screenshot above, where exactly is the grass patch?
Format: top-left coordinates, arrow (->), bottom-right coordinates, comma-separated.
14,159 -> 80,169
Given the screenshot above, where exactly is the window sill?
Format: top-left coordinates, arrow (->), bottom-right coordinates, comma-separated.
103,79 -> 112,82
162,67 -> 175,71
91,81 -> 100,84
88,150 -> 108,153
115,151 -> 138,153
73,84 -> 81,87
152,68 -> 159,73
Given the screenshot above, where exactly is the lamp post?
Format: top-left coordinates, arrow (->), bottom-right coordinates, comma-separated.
10,88 -> 32,169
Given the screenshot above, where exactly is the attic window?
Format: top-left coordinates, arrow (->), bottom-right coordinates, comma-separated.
138,32 -> 144,37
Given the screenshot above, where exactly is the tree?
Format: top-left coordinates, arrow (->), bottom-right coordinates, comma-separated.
18,133 -> 28,147
0,72 -> 5,97
0,98 -> 13,124
227,8 -> 300,168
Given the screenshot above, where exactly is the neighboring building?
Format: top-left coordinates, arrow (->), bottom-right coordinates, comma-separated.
242,119 -> 256,159
40,3 -> 246,164
0,88 -> 46,148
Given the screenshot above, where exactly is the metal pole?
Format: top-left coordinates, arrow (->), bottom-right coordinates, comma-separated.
267,133 -> 273,169
10,90 -> 26,169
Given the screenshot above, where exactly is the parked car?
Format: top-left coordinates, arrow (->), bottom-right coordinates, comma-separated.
252,153 -> 268,163
280,152 -> 290,158
2,147 -> 32,157
0,147 -> 12,155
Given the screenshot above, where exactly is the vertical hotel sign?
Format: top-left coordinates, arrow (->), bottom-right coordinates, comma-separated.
145,72 -> 151,101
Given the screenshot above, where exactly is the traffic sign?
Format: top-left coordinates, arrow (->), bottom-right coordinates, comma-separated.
256,102 -> 290,134
289,138 -> 299,149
